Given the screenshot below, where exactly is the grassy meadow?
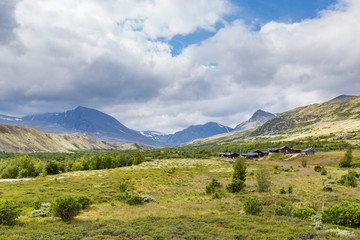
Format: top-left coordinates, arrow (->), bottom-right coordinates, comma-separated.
0,151 -> 360,239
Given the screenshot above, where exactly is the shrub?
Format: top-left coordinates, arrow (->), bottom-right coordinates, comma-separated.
226,179 -> 245,193
243,196 -> 262,215
280,187 -> 286,194
30,209 -> 50,218
255,165 -> 271,192
164,168 -> 176,175
323,186 -> 333,192
0,200 -> 21,225
118,180 -> 131,192
301,157 -> 307,168
292,207 -> 317,220
125,194 -> 144,205
232,158 -> 246,182
314,165 -> 322,172
274,205 -> 293,216
50,196 -> 82,221
337,171 -> 358,187
76,195 -> 92,210
115,192 -> 129,202
212,192 -> 222,199
288,185 -> 293,194
227,158 -> 246,193
142,195 -> 156,203
30,198 -> 42,210
320,167 -> 327,175
322,201 -> 360,227
339,146 -> 353,168
206,178 -> 223,195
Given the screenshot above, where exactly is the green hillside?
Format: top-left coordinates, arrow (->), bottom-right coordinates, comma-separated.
187,96 -> 360,147
0,124 -> 137,153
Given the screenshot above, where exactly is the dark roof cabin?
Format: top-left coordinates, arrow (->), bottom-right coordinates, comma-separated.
219,153 -> 239,158
302,147 -> 317,156
278,146 -> 301,154
242,152 -> 260,159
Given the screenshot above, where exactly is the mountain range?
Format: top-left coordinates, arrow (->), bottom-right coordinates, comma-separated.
1,95 -> 356,151
0,106 -> 244,147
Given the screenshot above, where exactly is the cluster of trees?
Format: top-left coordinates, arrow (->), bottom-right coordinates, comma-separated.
0,151 -> 145,179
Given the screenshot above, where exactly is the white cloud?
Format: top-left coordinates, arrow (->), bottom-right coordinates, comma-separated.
0,0 -> 359,133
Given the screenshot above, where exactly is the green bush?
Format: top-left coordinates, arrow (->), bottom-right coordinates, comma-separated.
118,180 -> 132,192
0,200 -> 21,225
50,196 -> 82,221
280,187 -> 286,194
125,194 -> 144,205
212,192 -> 222,199
320,167 -> 327,175
301,157 -> 307,168
226,179 -> 245,193
314,165 -> 322,172
30,198 -> 42,210
142,195 -> 156,203
291,207 -> 317,220
30,209 -> 50,218
339,146 -> 353,168
322,201 -> 360,227
76,195 -> 92,210
274,205 -> 293,216
337,171 -> 358,187
255,165 -> 271,192
243,196 -> 262,215
323,186 -> 333,192
288,185 -> 293,194
227,159 -> 246,193
206,179 -> 223,195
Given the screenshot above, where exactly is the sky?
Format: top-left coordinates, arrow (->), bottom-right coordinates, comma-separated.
0,0 -> 359,133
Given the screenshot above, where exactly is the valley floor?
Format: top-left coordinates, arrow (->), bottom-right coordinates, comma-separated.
1,153 -> 360,239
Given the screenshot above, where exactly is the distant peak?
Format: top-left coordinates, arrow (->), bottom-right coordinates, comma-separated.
331,95 -> 356,101
250,109 -> 275,119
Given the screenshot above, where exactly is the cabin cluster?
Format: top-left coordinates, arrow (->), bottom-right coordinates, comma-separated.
219,146 -> 316,159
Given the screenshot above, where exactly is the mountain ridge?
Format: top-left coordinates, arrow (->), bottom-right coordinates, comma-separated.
0,124 -> 122,153
141,122 -> 233,146
186,95 -> 360,146
234,109 -> 275,131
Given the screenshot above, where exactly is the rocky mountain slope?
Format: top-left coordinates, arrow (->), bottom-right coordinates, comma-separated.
234,109 -> 275,131
141,122 -> 233,146
22,106 -> 158,146
2,107 -> 233,147
186,95 -> 360,146
0,124 -> 122,153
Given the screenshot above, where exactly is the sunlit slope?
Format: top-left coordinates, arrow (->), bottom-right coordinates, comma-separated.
186,96 -> 360,146
0,124 -> 119,153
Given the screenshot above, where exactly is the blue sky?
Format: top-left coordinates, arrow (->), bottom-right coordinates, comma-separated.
169,0 -> 337,56
0,0 -> 359,133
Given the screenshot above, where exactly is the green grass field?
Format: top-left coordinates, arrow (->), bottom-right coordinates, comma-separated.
0,153 -> 360,239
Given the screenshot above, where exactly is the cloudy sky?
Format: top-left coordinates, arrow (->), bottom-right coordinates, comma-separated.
0,0 -> 359,133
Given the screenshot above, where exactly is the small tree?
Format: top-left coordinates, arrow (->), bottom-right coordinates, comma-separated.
0,200 -> 21,225
256,165 -> 271,192
243,196 -> 262,215
206,178 -> 223,195
227,158 -> 246,193
339,146 -> 353,168
338,171 -> 358,187
50,196 -> 82,221
301,156 -> 307,168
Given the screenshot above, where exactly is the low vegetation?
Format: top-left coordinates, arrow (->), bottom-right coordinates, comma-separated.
0,145 -> 359,238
